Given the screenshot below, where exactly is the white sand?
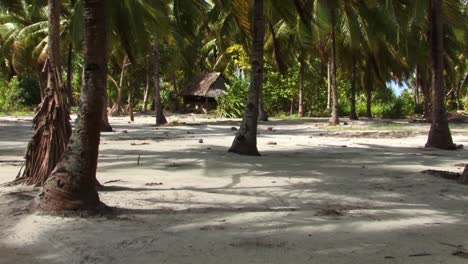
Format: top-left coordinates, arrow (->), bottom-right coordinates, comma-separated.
0,114 -> 467,264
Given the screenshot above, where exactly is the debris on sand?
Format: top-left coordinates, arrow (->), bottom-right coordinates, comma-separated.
421,170 -> 460,181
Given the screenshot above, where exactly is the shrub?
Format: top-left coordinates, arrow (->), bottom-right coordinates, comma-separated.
216,77 -> 249,118
161,84 -> 182,112
19,76 -> 41,106
380,98 -> 404,119
0,76 -> 26,112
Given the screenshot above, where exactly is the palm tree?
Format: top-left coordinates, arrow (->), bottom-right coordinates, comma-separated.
153,37 -> 167,126
13,0 -> 72,186
228,0 -> 264,156
0,1 -> 48,84
328,7 -> 339,125
425,0 -> 455,150
33,0 -> 107,212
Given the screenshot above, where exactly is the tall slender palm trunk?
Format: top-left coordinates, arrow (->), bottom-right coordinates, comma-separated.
456,73 -> 467,110
414,65 -> 421,106
128,81 -> 135,122
101,99 -> 113,132
326,61 -> 332,110
366,84 -> 372,118
15,0 -> 72,186
329,11 -> 340,125
142,73 -> 150,113
425,0 -> 455,150
153,38 -> 167,126
349,56 -> 358,120
66,43 -> 74,106
110,56 -> 128,116
33,0 -> 108,212
298,55 -> 305,117
229,0 -> 264,156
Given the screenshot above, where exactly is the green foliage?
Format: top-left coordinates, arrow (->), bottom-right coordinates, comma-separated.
161,82 -> 181,112
374,90 -> 415,119
216,77 -> 248,118
398,90 -> 415,116
0,76 -> 26,112
341,88 -> 415,119
263,65 -> 297,115
18,76 -> 41,106
379,98 -> 404,119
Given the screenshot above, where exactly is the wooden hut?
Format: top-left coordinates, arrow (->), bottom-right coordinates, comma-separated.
182,73 -> 228,112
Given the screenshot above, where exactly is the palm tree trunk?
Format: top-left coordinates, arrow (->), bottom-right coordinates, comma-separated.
111,56 -> 128,116
414,65 -> 421,106
327,61 -> 332,110
425,0 -> 455,150
290,95 -> 295,116
456,73 -> 467,110
14,0 -> 72,186
128,81 -> 135,122
229,0 -> 264,156
143,73 -> 150,113
33,0 -> 108,212
329,11 -> 340,125
101,99 -> 112,132
153,38 -> 167,126
66,43 -> 74,106
349,56 -> 358,120
366,83 -> 372,118
298,55 -> 305,117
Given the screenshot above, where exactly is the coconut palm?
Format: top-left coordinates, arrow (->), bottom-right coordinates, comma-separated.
425,0 -> 455,149
228,0 -> 264,156
34,0 -> 108,212
8,0 -> 72,186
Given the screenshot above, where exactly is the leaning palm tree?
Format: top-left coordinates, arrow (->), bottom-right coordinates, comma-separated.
33,0 -> 107,212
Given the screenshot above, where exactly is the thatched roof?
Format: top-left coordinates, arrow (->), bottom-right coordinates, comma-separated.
183,73 -> 228,98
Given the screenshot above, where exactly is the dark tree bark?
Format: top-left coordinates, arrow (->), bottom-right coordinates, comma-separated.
153,38 -> 167,126
66,43 -> 74,106
290,95 -> 295,116
14,0 -> 72,186
425,0 -> 455,150
349,56 -> 358,120
329,11 -> 340,125
298,54 -> 305,117
33,0 -> 108,212
229,0 -> 264,156
326,61 -> 331,110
